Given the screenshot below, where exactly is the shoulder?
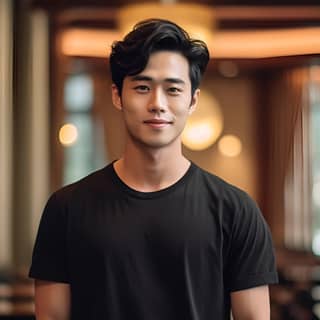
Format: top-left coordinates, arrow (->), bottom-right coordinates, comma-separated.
191,164 -> 265,235
49,163 -> 114,208
192,163 -> 256,212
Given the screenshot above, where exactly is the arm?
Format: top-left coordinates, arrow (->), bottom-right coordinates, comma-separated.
231,285 -> 270,320
34,280 -> 70,320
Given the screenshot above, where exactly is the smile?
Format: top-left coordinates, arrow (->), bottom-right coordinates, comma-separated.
143,119 -> 173,128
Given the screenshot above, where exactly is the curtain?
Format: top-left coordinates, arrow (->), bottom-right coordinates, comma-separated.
266,67 -> 312,250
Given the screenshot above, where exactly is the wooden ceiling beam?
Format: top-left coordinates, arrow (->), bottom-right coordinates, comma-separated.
55,5 -> 320,29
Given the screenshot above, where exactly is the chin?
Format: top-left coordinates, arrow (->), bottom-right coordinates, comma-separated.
142,140 -> 172,149
133,137 -> 176,149
128,130 -> 181,149
147,136 -> 183,149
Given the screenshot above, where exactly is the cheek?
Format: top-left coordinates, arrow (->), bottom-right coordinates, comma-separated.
121,96 -> 140,115
171,95 -> 192,113
173,103 -> 192,120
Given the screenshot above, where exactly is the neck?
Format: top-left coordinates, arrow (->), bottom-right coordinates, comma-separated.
114,139 -> 190,192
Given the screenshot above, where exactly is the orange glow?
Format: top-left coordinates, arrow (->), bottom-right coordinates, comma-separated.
182,90 -> 223,151
117,3 -> 215,44
60,29 -> 118,57
59,123 -> 78,146
60,27 -> 320,59
218,135 -> 242,157
212,27 -> 320,58
311,66 -> 320,83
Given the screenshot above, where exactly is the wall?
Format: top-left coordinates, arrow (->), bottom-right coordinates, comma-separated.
184,74 -> 260,201
99,69 -> 261,202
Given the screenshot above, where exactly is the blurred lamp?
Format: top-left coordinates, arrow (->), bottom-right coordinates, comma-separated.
218,134 -> 242,157
59,123 -> 78,146
117,3 -> 215,44
182,90 -> 223,151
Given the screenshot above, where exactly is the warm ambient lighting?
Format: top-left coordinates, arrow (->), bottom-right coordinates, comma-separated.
60,29 -> 117,57
311,65 -> 320,83
213,27 -> 320,58
218,135 -> 242,157
117,3 -> 215,44
59,123 -> 78,146
60,27 -> 320,59
182,91 -> 223,151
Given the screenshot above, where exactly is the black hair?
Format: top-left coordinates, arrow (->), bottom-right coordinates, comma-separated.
109,18 -> 210,95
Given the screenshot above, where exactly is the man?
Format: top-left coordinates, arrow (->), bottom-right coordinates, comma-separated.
29,19 -> 278,319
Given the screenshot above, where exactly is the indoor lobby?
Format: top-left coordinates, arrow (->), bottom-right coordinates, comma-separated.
1,0 -> 320,319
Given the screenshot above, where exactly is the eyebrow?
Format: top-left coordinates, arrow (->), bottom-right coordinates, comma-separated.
130,75 -> 186,85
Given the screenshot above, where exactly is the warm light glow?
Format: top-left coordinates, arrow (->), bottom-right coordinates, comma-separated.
60,27 -> 320,59
183,121 -> 218,151
218,135 -> 242,157
59,123 -> 78,146
182,91 -> 223,151
212,27 -> 320,58
117,3 -> 215,44
60,29 -> 117,57
217,61 -> 239,78
311,65 -> 320,83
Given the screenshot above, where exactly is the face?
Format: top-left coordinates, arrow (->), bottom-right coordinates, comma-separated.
112,51 -> 199,150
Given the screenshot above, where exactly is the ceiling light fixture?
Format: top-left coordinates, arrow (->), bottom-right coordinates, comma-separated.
117,2 -> 216,45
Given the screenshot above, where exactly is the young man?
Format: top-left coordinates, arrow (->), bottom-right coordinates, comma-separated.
30,19 -> 278,319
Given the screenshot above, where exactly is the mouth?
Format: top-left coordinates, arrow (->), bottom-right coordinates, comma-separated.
143,119 -> 173,128
144,119 -> 173,124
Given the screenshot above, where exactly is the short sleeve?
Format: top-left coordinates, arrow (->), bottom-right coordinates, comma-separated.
29,192 -> 69,283
225,193 -> 278,292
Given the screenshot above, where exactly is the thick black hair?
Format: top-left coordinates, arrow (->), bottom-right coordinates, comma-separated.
109,18 -> 210,95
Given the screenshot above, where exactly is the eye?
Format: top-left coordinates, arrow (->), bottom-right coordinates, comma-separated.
134,85 -> 150,93
167,87 -> 182,95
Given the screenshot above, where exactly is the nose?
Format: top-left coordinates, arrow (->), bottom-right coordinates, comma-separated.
147,88 -> 167,114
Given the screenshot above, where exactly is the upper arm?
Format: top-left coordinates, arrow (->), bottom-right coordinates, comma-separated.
225,193 -> 278,292
29,192 -> 69,283
231,285 -> 270,320
34,280 -> 71,320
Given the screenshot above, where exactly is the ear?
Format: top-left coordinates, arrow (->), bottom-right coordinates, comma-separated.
111,84 -> 122,111
189,88 -> 200,115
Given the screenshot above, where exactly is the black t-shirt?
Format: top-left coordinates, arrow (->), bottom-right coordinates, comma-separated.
29,162 -> 278,320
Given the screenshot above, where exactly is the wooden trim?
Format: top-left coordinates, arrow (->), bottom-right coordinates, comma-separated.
53,6 -> 320,29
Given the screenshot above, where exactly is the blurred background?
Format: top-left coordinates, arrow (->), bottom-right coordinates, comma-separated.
1,0 -> 320,319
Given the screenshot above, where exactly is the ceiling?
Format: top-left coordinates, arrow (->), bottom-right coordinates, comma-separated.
30,0 -> 320,9
25,0 -> 320,60
26,0 -> 320,31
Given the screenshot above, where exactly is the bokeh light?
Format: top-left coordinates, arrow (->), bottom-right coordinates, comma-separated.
182,90 -> 223,151
218,134 -> 242,157
59,123 -> 78,146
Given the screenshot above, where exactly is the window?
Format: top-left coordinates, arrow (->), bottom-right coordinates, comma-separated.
61,73 -> 105,185
310,65 -> 320,255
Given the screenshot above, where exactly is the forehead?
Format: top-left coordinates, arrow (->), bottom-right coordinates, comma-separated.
135,51 -> 190,83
